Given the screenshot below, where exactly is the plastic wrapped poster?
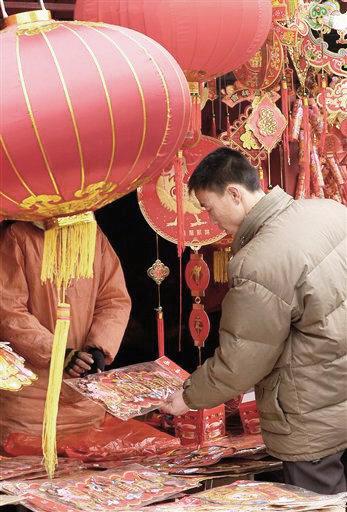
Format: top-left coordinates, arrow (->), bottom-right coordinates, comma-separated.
1,464 -> 201,511
64,357 -> 188,421
0,342 -> 37,391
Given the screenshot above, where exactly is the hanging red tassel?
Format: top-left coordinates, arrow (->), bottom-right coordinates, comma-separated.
156,307 -> 165,357
174,150 -> 185,257
320,76 -> 328,155
281,76 -> 290,165
302,96 -> 311,198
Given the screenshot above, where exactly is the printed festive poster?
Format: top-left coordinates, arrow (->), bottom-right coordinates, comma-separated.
1,465 -> 201,512
65,357 -> 188,421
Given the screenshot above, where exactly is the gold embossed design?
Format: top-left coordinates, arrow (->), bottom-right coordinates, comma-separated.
16,20 -> 60,37
19,181 -> 117,218
257,108 -> 277,136
240,128 -> 260,150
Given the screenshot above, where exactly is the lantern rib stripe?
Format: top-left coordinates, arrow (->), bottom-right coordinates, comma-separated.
110,27 -> 172,187
62,24 -> 116,183
121,29 -> 190,175
0,190 -> 20,205
0,135 -> 36,196
40,30 -> 86,192
89,26 -> 147,186
15,36 -> 60,195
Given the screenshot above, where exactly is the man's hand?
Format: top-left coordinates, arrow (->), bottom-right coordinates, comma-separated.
64,350 -> 94,378
160,388 -> 190,416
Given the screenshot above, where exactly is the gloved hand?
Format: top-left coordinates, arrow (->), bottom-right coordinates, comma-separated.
64,349 -> 94,378
86,347 -> 106,374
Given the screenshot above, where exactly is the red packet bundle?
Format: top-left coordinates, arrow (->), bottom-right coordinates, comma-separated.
64,357 -> 188,421
1,464 -> 201,511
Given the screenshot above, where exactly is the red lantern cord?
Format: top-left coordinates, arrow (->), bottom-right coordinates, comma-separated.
173,150 -> 185,257
302,96 -> 311,198
281,76 -> 290,165
320,76 -> 328,155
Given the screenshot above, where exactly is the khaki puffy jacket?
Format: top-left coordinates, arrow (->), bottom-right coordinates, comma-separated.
184,187 -> 347,462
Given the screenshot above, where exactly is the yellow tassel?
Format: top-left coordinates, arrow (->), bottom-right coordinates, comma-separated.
213,248 -> 231,284
41,211 -> 97,290
42,303 -> 70,479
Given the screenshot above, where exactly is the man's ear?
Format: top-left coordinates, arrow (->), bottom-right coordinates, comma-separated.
226,184 -> 242,204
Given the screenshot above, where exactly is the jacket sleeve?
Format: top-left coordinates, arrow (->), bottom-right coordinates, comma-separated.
84,232 -> 131,364
183,277 -> 292,409
0,226 -> 54,368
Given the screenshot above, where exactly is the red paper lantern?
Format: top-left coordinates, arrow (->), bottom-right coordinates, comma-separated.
0,12 -> 190,221
74,0 -> 273,81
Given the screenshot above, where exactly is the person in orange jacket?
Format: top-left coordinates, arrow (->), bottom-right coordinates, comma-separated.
0,221 -> 131,449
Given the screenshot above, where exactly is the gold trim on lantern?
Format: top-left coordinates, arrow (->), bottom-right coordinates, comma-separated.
188,81 -> 200,95
4,10 -> 52,28
0,135 -> 36,196
62,25 -> 116,184
40,31 -> 86,192
44,211 -> 95,229
16,35 -> 60,195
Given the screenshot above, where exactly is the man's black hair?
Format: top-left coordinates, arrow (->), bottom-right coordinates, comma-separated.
188,147 -> 261,194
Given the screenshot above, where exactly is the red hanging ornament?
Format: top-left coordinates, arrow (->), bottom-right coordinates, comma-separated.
147,245 -> 170,358
185,252 -> 210,366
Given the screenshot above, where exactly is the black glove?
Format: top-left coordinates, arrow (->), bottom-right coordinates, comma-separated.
86,347 -> 105,374
64,348 -> 79,372
64,349 -> 94,377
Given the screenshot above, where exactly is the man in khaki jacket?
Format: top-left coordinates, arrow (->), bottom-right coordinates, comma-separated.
162,148 -> 346,494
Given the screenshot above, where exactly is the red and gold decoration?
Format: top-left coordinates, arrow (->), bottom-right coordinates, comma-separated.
1,12 -> 190,222
174,405 -> 226,447
138,136 -> 225,249
1,5 -> 190,478
147,237 -> 170,358
0,342 -> 37,392
185,252 -> 211,366
247,94 -> 287,188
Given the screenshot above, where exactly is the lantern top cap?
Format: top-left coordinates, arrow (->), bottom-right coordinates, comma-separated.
4,9 -> 52,27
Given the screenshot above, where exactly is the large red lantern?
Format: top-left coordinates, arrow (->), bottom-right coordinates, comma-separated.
0,12 -> 190,221
75,0 -> 273,82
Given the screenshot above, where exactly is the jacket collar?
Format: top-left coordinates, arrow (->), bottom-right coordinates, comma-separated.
232,186 -> 294,254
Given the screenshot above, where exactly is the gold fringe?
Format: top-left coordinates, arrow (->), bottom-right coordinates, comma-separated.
42,303 -> 71,479
41,212 -> 97,290
213,248 -> 231,284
